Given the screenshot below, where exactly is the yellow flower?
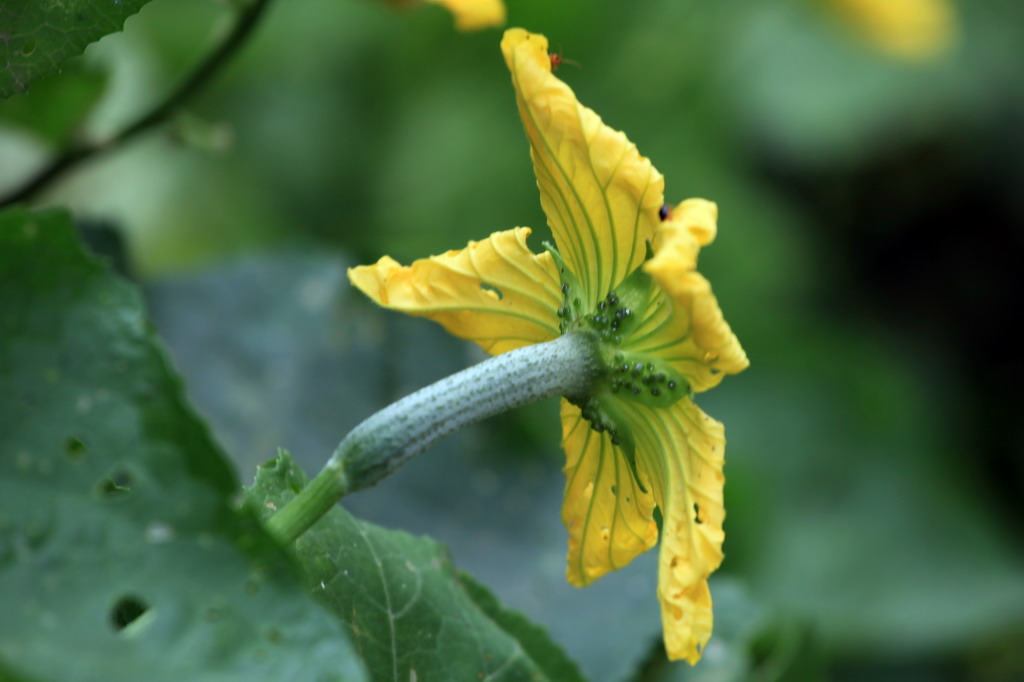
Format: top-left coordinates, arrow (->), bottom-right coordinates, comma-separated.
828,0 -> 956,58
349,28 -> 748,663
423,0 -> 506,31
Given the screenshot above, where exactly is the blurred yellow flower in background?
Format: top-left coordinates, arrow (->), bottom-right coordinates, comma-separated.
828,0 -> 956,58
349,28 -> 747,663
386,0 -> 505,31
428,0 -> 504,31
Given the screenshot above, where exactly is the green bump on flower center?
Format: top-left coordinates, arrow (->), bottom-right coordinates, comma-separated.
555,279 -> 589,335
603,350 -> 689,407
554,270 -> 645,341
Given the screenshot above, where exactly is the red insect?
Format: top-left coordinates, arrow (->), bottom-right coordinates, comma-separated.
548,49 -> 581,72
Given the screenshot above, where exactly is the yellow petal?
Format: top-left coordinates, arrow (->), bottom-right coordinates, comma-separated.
348,227 -> 561,355
501,28 -> 666,306
636,199 -> 749,393
560,399 -> 658,586
424,0 -> 506,31
829,0 -> 956,59
618,397 -> 727,664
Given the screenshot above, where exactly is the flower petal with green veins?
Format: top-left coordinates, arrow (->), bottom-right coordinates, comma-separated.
348,227 -> 561,355
617,397 -> 727,665
501,28 -> 666,308
560,400 -> 658,587
640,200 -> 749,392
424,0 -> 506,31
828,0 -> 956,58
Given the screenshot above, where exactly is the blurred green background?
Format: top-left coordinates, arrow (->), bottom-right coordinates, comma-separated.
3,0 -> 1022,680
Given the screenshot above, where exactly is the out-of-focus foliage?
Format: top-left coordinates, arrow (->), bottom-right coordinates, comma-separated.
825,0 -> 956,59
2,0 -> 1023,679
0,62 -> 106,145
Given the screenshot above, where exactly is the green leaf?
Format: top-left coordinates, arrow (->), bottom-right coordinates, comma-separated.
0,61 -> 107,145
249,451 -> 587,682
0,0 -> 152,97
0,207 -> 367,682
457,572 -> 586,682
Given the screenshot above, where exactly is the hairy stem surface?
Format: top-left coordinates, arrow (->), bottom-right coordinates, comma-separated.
266,332 -> 602,544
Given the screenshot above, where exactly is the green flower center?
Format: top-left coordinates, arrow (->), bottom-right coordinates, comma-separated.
546,242 -> 692,446
557,270 -> 690,450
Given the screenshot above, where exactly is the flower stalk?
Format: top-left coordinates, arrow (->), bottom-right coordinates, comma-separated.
266,331 -> 603,545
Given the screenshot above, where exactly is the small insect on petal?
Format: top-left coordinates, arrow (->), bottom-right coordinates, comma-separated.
659,204 -> 672,221
548,49 -> 581,72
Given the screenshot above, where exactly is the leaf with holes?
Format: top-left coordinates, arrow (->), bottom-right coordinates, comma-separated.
0,207 -> 367,681
0,0 -> 152,97
248,451 -> 587,682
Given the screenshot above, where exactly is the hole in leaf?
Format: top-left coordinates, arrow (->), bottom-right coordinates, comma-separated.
65,436 -> 87,460
693,503 -> 703,525
110,595 -> 149,631
95,469 -> 133,498
479,282 -> 503,300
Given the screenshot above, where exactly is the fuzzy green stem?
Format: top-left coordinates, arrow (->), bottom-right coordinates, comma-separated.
266,332 -> 603,544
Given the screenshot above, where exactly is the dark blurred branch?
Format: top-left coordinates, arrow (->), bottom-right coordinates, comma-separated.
0,0 -> 272,208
